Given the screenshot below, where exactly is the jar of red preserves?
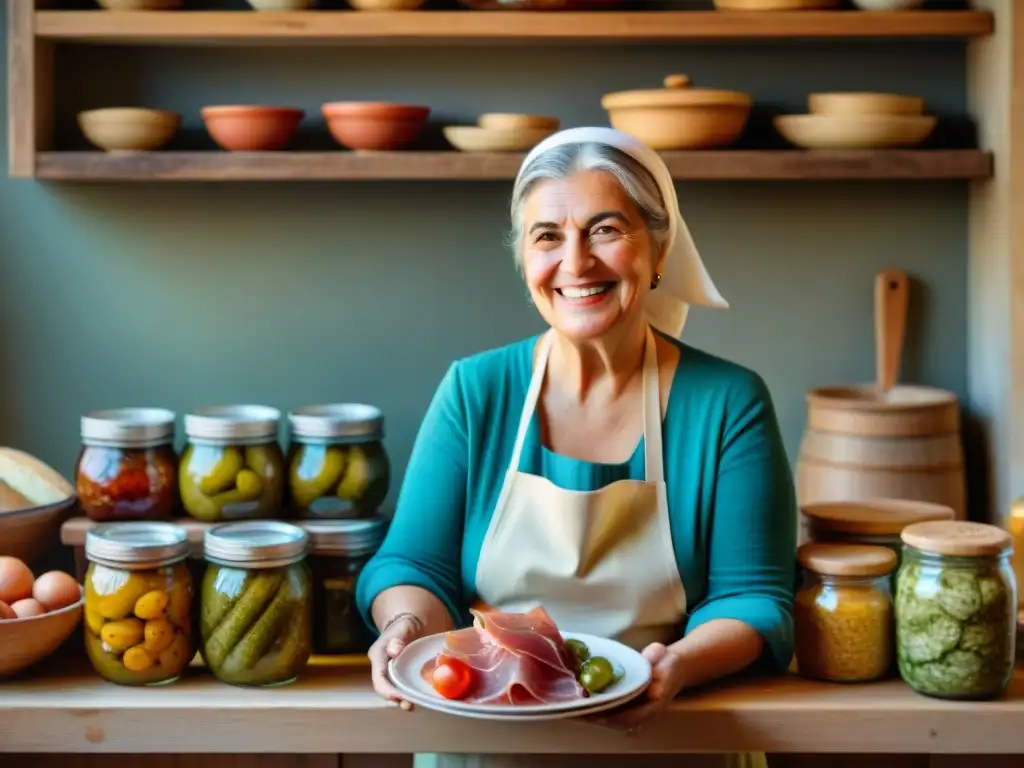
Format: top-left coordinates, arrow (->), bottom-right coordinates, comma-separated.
75,408 -> 180,522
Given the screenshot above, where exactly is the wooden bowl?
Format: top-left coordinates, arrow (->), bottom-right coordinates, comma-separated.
774,114 -> 936,149
348,0 -> 426,8
713,0 -> 839,9
808,92 -> 925,117
444,125 -> 556,152
322,102 -> 430,151
202,106 -> 304,152
0,496 -> 79,567
78,108 -> 180,152
601,74 -> 751,150
247,0 -> 317,9
0,586 -> 83,679
96,0 -> 183,9
477,113 -> 560,132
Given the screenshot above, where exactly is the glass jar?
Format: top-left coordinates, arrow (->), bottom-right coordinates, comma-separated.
200,520 -> 312,687
179,405 -> 285,522
75,408 -> 180,522
802,499 -> 955,568
306,517 -> 387,655
286,404 -> 390,520
793,542 -> 897,683
896,520 -> 1018,700
83,522 -> 195,686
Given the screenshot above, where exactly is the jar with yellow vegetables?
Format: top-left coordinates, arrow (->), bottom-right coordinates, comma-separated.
84,522 -> 194,686
180,405 -> 285,522
200,521 -> 312,687
286,404 -> 390,520
794,542 -> 897,683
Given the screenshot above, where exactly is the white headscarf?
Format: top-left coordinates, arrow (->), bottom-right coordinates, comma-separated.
517,126 -> 729,338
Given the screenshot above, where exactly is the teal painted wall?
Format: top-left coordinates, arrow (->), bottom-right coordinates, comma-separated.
1,3 -> 971,514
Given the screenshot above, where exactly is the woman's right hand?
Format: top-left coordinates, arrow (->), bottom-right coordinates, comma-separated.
368,613 -> 423,709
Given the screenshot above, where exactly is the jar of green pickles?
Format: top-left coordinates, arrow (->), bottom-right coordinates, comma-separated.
200,521 -> 312,687
306,517 -> 387,655
180,405 -> 285,522
286,404 -> 390,520
895,520 -> 1017,700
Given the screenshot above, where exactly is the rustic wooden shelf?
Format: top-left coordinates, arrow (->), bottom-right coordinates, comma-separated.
33,10 -> 995,46
33,149 -> 994,182
2,656 -> 1024,755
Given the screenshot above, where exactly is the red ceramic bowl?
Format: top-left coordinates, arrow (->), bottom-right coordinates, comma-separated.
321,102 -> 430,151
201,106 -> 304,152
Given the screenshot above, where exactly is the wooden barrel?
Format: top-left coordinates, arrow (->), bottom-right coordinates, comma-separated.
795,383 -> 967,520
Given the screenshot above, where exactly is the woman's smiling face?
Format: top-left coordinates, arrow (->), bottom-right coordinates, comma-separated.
520,169 -> 662,341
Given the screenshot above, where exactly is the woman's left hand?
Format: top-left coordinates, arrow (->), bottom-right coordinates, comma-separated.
587,642 -> 685,733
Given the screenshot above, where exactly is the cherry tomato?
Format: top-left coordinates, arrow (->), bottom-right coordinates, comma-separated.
431,656 -> 474,700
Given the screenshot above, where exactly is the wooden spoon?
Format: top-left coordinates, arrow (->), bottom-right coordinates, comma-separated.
874,269 -> 910,395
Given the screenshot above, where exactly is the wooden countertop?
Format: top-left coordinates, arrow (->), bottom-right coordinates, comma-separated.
2,656 -> 1024,756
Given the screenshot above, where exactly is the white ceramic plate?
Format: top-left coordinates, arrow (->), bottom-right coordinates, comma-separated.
387,631 -> 651,721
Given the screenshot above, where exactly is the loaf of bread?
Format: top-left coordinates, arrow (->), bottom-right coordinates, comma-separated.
0,447 -> 75,510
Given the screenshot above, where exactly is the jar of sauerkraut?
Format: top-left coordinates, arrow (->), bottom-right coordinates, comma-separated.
794,542 -> 897,683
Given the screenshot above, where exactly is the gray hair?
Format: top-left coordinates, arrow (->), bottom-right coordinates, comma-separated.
506,142 -> 671,263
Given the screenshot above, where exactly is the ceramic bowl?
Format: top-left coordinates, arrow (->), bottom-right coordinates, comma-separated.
851,0 -> 924,9
0,496 -> 78,567
774,114 -> 937,150
78,108 -> 180,152
348,0 -> 426,8
246,0 -> 317,9
477,113 -> 560,132
444,125 -> 556,153
96,0 -> 183,9
322,102 -> 430,151
712,0 -> 839,8
458,0 -> 620,8
202,106 -> 305,152
0,586 -> 83,679
808,92 -> 925,117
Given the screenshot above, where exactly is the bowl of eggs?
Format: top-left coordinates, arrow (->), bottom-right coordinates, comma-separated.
0,556 -> 84,678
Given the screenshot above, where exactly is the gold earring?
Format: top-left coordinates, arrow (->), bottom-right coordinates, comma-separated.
650,272 -> 663,290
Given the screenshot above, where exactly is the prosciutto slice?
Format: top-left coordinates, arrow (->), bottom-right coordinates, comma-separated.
422,606 -> 587,706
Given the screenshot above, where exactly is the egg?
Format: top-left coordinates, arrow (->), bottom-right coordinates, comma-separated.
0,556 -> 34,604
0,600 -> 16,620
33,571 -> 81,612
11,598 -> 45,619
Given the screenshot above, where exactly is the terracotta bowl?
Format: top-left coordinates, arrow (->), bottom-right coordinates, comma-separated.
808,92 -> 926,117
202,106 -> 305,152
322,102 -> 430,151
0,586 -> 83,679
96,0 -> 183,9
0,495 -> 79,567
78,108 -> 180,152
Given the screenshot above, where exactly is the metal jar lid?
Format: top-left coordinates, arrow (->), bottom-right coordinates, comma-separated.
288,403 -> 384,442
204,520 -> 308,568
184,404 -> 280,444
81,407 -> 176,448
86,522 -> 190,570
305,517 -> 387,557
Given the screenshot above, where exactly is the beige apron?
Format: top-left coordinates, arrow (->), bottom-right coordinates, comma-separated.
419,328 -> 765,768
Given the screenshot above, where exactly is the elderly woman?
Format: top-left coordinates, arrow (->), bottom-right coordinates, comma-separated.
355,126 -> 796,768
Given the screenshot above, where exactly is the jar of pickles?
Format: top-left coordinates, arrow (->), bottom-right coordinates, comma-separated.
801,499 -> 955,567
200,521 -> 312,687
896,520 -> 1017,700
75,408 -> 179,522
287,404 -> 390,519
306,517 -> 387,655
179,405 -> 285,522
794,542 -> 897,683
84,522 -> 195,686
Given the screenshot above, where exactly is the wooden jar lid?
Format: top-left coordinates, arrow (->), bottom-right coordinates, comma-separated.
901,520 -> 1012,557
801,498 -> 956,537
797,542 -> 898,577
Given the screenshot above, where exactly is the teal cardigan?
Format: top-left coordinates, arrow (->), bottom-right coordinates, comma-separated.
355,332 -> 797,672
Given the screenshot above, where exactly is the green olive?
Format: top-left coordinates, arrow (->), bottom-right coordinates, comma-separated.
579,656 -> 614,694
565,639 -> 590,666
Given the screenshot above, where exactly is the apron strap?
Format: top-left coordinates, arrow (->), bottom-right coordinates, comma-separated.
508,327 -> 665,482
